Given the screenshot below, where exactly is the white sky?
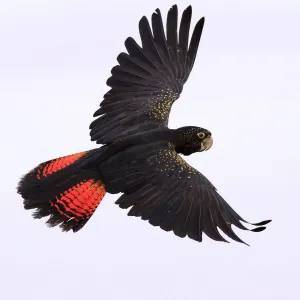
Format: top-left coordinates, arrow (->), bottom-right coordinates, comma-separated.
1,1 -> 299,299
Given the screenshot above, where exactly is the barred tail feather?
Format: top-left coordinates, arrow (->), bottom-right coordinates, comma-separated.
17,149 -> 106,232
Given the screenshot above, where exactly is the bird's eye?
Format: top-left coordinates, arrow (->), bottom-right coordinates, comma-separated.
197,132 -> 205,139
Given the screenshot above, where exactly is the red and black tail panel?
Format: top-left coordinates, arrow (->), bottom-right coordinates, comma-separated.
17,149 -> 106,232
35,151 -> 88,180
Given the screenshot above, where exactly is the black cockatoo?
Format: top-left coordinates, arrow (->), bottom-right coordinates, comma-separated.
17,5 -> 271,245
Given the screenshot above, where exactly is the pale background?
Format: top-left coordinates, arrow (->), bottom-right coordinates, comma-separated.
1,0 -> 299,299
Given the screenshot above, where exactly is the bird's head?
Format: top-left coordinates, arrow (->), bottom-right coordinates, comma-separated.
176,126 -> 213,155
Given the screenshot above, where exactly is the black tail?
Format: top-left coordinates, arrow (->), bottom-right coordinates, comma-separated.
17,149 -> 106,232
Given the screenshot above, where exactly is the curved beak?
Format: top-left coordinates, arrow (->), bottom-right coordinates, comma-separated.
200,135 -> 213,152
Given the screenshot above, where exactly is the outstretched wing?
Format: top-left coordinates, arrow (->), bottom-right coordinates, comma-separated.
90,5 -> 205,144
99,141 -> 271,245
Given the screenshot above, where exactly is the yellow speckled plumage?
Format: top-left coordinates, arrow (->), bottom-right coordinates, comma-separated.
147,90 -> 179,125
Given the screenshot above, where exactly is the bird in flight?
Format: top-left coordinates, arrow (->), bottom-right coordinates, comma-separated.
17,5 -> 271,245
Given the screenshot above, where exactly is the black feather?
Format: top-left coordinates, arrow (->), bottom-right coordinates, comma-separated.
139,16 -> 163,64
166,5 -> 178,59
185,17 -> 205,80
125,37 -> 157,70
152,9 -> 170,61
179,5 -> 192,56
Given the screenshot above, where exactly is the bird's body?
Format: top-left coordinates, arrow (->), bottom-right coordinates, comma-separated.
17,5 -> 271,245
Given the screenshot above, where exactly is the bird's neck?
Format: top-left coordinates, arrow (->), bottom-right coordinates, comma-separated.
154,128 -> 182,144
130,127 -> 181,146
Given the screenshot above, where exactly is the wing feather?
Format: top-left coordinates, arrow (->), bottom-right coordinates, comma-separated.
117,52 -> 154,76
151,9 -> 171,61
179,6 -> 192,56
90,6 -> 205,144
139,16 -> 164,64
166,5 -> 178,60
99,141 -> 271,244
125,37 -> 158,70
186,17 -> 205,77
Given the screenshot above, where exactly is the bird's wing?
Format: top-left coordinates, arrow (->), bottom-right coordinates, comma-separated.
99,141 -> 271,245
90,5 -> 205,144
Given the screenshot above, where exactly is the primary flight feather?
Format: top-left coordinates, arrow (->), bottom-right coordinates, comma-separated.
17,5 -> 271,245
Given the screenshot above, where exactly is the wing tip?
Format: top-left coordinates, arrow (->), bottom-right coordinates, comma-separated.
139,15 -> 148,25
243,219 -> 272,227
154,8 -> 161,15
170,4 -> 178,11
251,226 -> 267,232
197,16 -> 205,27
183,5 -> 192,15
252,219 -> 272,226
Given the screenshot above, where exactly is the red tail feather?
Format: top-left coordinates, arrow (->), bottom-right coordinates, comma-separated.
52,179 -> 106,229
35,151 -> 88,179
18,149 -> 105,232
